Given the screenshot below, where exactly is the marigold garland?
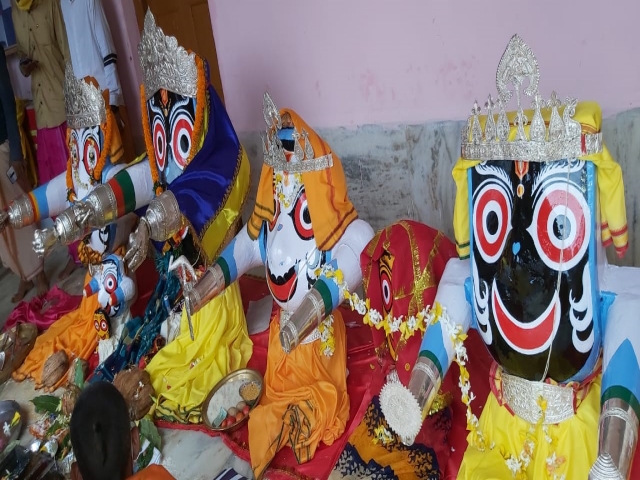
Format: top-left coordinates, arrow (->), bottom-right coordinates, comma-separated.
274,171 -> 303,210
501,391 -> 565,479
66,109 -> 116,203
318,263 -> 485,449
318,315 -> 335,357
142,55 -> 207,197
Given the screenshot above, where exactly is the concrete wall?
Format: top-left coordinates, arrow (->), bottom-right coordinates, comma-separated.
207,0 -> 640,267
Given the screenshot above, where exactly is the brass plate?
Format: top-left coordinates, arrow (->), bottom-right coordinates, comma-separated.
201,368 -> 264,433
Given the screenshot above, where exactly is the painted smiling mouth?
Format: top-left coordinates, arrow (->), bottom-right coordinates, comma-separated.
491,278 -> 560,356
267,264 -> 298,303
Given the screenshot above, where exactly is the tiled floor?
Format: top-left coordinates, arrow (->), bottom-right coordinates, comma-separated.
0,245 -> 253,479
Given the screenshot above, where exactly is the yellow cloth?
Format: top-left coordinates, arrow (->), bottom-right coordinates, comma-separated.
248,310 -> 350,479
453,101 -> 628,259
13,273 -> 99,391
458,376 -> 600,479
145,281 -> 252,423
249,108 -> 358,252
14,0 -> 33,11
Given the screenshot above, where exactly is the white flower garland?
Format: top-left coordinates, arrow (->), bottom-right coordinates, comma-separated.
316,263 -> 485,449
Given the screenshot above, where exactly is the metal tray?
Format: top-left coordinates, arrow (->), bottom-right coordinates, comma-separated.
201,368 -> 263,433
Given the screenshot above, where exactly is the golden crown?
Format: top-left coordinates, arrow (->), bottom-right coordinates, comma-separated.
138,9 -> 198,100
461,34 -> 602,162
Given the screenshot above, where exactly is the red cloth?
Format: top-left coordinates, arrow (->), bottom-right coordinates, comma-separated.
3,286 -> 81,333
360,220 -> 457,387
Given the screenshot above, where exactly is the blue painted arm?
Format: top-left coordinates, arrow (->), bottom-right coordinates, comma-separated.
83,277 -> 100,297
215,223 -> 264,288
417,258 -> 472,379
601,265 -> 640,417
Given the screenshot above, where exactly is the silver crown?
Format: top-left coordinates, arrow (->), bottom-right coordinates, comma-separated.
261,92 -> 333,174
138,9 -> 198,101
461,34 -> 602,162
64,62 -> 106,129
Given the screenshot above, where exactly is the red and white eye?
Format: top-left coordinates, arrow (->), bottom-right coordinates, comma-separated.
473,182 -> 512,264
170,112 -> 193,169
100,320 -> 108,332
269,199 -> 281,231
103,272 -> 117,294
83,137 -> 100,173
292,191 -> 313,240
153,117 -> 166,171
94,319 -> 100,331
379,266 -> 393,314
528,183 -> 591,271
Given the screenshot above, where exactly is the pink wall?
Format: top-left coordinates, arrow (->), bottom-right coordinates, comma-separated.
209,0 -> 640,132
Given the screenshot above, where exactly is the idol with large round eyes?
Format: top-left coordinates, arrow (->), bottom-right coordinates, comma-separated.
146,89 -> 197,185
69,125 -> 103,194
378,251 -> 395,317
470,160 -> 596,383
265,174 -> 327,312
98,257 -> 122,317
94,309 -> 110,340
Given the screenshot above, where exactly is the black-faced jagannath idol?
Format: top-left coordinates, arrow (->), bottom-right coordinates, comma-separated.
182,92 -> 374,478
2,62 -> 133,261
377,35 -> 640,480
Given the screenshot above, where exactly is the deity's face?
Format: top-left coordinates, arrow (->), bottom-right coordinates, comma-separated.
94,309 -> 110,340
69,125 -> 104,198
147,88 -> 197,185
469,159 -> 599,382
264,126 -> 327,312
96,256 -> 124,318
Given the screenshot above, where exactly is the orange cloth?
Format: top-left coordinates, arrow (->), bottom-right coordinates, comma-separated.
248,108 -> 357,252
248,310 -> 349,479
13,272 -> 99,390
129,465 -> 175,480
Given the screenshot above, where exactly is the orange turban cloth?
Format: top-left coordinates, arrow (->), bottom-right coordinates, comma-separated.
248,107 -> 357,252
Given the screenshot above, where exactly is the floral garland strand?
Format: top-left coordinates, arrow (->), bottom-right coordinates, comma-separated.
65,108 -> 115,203
503,393 -> 565,479
274,171 -> 303,209
318,315 -> 335,357
141,55 -> 207,197
317,263 -> 486,449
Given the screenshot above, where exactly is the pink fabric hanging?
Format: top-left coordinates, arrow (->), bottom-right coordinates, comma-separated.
4,285 -> 82,333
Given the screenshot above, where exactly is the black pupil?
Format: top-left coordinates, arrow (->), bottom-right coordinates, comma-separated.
302,206 -> 311,225
486,211 -> 499,235
157,136 -> 163,153
180,132 -> 189,152
553,215 -> 571,240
